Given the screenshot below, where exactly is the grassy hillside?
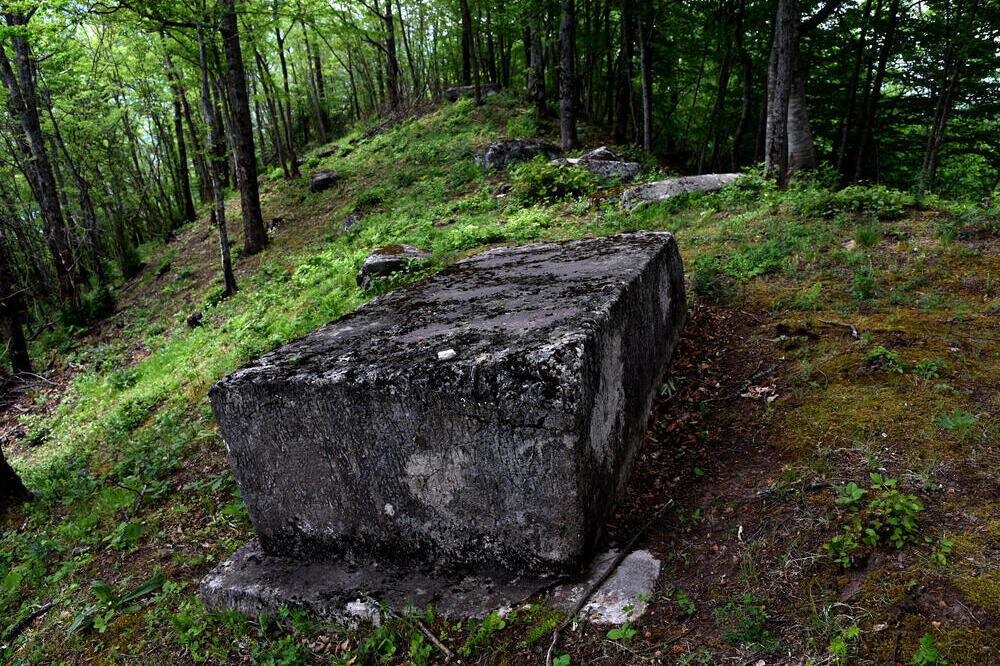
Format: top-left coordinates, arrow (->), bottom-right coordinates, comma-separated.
2,95 -> 1000,665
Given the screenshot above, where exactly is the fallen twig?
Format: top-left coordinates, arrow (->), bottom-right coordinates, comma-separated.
891,629 -> 901,665
1,602 -> 55,646
544,498 -> 674,666
819,319 -> 860,339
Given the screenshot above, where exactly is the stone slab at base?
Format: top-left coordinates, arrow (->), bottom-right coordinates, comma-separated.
201,540 -> 551,624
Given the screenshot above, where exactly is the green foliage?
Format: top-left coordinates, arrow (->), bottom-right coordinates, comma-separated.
792,184 -> 911,219
851,265 -> 877,300
510,158 -> 598,204
606,619 -> 637,641
823,474 -> 925,567
935,409 -> 977,435
67,574 -> 164,636
912,633 -> 947,665
691,253 -> 735,303
828,624 -> 860,662
864,345 -> 903,373
714,593 -> 779,652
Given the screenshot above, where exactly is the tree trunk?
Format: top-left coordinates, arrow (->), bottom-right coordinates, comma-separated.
637,0 -> 653,156
0,13 -> 78,308
528,18 -> 546,120
834,0 -> 874,178
383,0 -> 401,113
785,41 -> 815,175
854,0 -> 900,182
219,0 -> 267,255
459,0 -> 482,105
731,0 -> 752,170
0,446 -> 31,512
197,24 -> 238,298
301,24 -> 328,145
613,0 -> 633,144
273,28 -> 300,178
164,46 -> 197,223
559,0 -> 578,150
0,238 -> 30,376
763,0 -> 796,187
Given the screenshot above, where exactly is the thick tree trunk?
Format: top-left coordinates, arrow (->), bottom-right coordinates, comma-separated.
785,41 -> 815,175
613,0 -> 633,144
0,447 -> 31,512
763,0 -> 796,187
197,25 -> 238,299
219,0 -> 267,255
559,0 -> 578,150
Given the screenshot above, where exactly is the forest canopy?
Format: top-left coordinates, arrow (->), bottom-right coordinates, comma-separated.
0,0 -> 996,386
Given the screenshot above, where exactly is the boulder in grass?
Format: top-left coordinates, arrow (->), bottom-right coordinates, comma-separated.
444,84 -> 500,102
556,146 -> 641,181
475,138 -> 562,171
355,244 -> 432,290
309,169 -> 341,193
202,232 -> 686,623
621,173 -> 740,209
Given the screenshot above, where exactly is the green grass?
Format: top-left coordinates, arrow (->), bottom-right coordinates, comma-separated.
2,96 -> 999,664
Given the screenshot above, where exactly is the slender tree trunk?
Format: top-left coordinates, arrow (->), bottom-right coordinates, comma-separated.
219,0 -> 267,255
637,0 -> 653,156
459,0 -> 481,105
273,28 -> 300,177
528,18 -> 546,119
164,47 -> 197,223
383,0 -> 401,112
301,24 -> 328,145
0,239 -> 30,376
559,0 -> 578,150
854,0 -> 900,182
834,0 -> 874,178
197,24 -> 238,298
613,0 -> 633,144
0,14 -> 78,308
731,0 -> 752,169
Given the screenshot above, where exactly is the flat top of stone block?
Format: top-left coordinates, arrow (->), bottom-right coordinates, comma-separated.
214,232 -> 676,388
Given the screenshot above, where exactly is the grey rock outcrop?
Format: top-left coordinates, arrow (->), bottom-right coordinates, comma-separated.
621,173 -> 740,209
208,232 -> 685,581
355,244 -> 432,290
475,138 -> 562,171
444,84 -> 500,102
555,146 -> 641,181
309,169 -> 341,193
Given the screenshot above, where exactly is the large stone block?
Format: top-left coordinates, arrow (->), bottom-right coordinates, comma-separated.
209,232 -> 685,577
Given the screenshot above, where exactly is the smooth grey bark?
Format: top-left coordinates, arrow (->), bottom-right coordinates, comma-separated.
528,18 -> 546,120
637,0 -> 653,156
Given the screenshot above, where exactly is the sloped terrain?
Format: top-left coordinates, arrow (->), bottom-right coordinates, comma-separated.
2,97 -> 1000,665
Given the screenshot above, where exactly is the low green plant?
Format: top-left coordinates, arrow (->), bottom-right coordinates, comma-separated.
828,624 -> 860,663
855,220 -> 881,247
935,409 -> 977,435
913,358 -> 946,379
676,589 -> 696,616
912,632 -> 947,665
67,574 -> 164,636
510,158 -> 597,204
714,593 -> 779,652
864,345 -> 903,373
851,265 -> 877,300
606,619 -> 637,641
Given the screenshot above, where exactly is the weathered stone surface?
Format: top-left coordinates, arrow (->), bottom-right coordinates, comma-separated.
621,173 -> 740,209
552,146 -> 640,181
186,311 -> 203,329
315,147 -> 338,159
444,84 -> 500,102
209,232 -> 685,579
201,539 -> 548,623
308,169 -> 341,193
475,138 -> 562,171
549,549 -> 661,624
355,244 -> 432,290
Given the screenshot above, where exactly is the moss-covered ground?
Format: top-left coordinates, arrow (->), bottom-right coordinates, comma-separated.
2,96 -> 999,664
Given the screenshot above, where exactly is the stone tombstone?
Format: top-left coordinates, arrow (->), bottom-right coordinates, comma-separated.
203,231 -> 686,620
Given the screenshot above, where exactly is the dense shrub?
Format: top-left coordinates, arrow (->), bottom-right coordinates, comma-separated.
510,158 -> 598,204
